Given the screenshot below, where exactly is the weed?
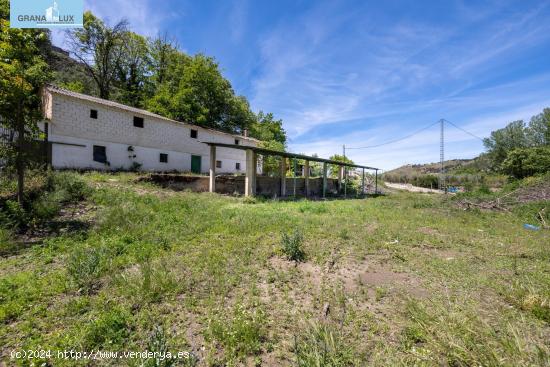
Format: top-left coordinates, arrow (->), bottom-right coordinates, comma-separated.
281,229 -> 305,262
66,245 -> 105,294
82,306 -> 130,348
293,321 -> 354,366
205,301 -> 266,362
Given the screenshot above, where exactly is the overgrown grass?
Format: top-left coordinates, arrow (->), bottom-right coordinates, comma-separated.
1,171 -> 549,366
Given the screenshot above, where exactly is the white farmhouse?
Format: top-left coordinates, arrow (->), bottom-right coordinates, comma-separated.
40,85 -> 259,173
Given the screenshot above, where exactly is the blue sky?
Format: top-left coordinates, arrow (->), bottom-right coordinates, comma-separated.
53,0 -> 550,170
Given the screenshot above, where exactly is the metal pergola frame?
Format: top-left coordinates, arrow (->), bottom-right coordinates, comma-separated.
203,142 -> 380,198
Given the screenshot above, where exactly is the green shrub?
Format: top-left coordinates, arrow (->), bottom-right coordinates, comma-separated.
293,321 -> 354,367
31,190 -> 63,220
1,200 -> 27,228
46,171 -> 90,202
67,245 -> 105,294
281,229 -> 305,262
205,302 -> 266,362
0,227 -> 17,256
501,146 -> 550,178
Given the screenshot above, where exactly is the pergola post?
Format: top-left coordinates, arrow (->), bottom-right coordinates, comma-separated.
280,158 -> 286,197
337,166 -> 343,194
375,169 -> 378,194
322,162 -> 327,198
304,160 -> 310,197
245,149 -> 256,196
209,145 -> 216,193
293,158 -> 297,197
344,165 -> 347,198
361,167 -> 365,196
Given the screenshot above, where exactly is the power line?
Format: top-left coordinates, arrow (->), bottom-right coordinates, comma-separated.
346,120 -> 441,149
443,119 -> 485,142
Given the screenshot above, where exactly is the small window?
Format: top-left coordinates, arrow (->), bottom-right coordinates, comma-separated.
160,153 -> 168,163
133,116 -> 144,128
190,129 -> 198,139
235,162 -> 241,170
216,160 -> 222,169
93,145 -> 107,163
234,139 -> 240,145
90,109 -> 98,119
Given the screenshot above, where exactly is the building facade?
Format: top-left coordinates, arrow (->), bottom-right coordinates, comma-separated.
40,86 -> 258,173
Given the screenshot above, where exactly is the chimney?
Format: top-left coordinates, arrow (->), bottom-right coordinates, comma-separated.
243,129 -> 249,137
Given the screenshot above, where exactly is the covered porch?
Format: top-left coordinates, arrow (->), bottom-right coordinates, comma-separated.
204,142 -> 379,198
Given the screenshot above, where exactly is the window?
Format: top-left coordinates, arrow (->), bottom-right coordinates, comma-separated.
235,162 -> 241,170
234,139 -> 240,145
133,116 -> 144,128
190,129 -> 198,139
93,145 -> 107,163
160,153 -> 168,163
90,109 -> 98,119
216,160 -> 222,168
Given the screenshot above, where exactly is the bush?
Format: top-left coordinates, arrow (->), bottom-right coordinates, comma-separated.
46,171 -> 90,202
501,146 -> 550,178
281,229 -> 305,262
0,227 -> 18,256
31,190 -> 64,220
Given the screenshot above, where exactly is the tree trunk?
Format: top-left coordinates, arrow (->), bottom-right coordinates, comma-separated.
16,105 -> 25,205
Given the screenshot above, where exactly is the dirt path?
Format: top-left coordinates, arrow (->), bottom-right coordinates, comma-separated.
384,182 -> 443,193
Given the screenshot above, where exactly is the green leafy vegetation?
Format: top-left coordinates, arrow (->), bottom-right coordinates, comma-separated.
1,171 -> 547,365
281,229 -> 306,262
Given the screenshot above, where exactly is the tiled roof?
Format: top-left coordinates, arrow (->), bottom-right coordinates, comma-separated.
44,84 -> 260,142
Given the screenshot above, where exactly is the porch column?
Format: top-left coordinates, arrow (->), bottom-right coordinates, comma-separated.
304,160 -> 310,197
375,169 -> 378,194
361,168 -> 365,196
245,149 -> 256,196
280,157 -> 286,197
322,162 -> 327,198
209,145 -> 216,193
338,165 -> 344,193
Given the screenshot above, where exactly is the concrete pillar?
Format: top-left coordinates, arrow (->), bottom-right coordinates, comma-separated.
304,160 -> 310,197
375,169 -> 378,194
209,145 -> 216,193
337,166 -> 343,193
245,149 -> 256,196
361,168 -> 365,196
293,159 -> 297,197
280,158 -> 286,197
322,162 -> 327,198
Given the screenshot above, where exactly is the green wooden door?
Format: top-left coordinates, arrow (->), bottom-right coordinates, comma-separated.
191,155 -> 201,173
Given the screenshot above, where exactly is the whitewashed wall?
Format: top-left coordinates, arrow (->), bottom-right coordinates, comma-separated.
46,92 -> 257,173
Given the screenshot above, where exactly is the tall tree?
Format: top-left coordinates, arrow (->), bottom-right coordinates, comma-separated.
115,32 -> 150,107
0,0 -> 51,203
66,11 -> 128,99
149,33 -> 179,88
526,108 -> 550,146
483,120 -> 528,168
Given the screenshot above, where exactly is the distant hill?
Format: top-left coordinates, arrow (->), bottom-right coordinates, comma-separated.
385,155 -> 491,176
45,45 -> 97,96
